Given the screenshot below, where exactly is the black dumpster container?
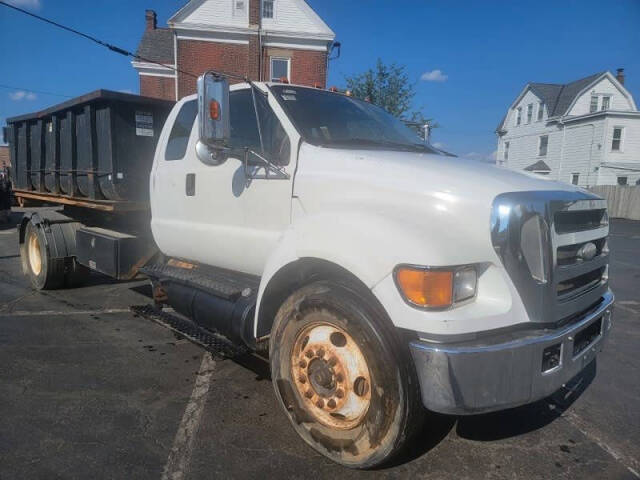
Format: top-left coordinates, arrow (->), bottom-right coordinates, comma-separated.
7,90 -> 174,201
44,116 -> 60,193
13,122 -> 31,190
29,119 -> 46,192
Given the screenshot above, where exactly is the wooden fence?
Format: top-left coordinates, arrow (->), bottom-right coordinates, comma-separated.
589,186 -> 640,221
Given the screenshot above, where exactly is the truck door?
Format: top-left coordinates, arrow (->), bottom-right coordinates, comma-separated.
151,86 -> 295,276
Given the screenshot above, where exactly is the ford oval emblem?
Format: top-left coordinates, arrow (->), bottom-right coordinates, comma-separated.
577,242 -> 597,261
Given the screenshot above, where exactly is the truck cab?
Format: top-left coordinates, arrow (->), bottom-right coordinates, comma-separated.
146,77 -> 614,468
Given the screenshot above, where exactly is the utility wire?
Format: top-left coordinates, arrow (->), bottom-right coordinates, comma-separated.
0,83 -> 73,98
0,1 -> 248,82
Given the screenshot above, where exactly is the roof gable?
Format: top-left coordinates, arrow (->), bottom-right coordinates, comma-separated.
169,0 -> 334,39
170,0 -> 248,29
497,71 -> 622,132
548,71 -> 605,116
262,0 -> 334,38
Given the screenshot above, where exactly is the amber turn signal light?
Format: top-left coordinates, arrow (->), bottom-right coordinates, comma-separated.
209,100 -> 220,120
395,267 -> 453,308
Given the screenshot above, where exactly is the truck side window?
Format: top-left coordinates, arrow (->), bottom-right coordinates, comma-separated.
230,90 -> 290,166
165,100 -> 197,161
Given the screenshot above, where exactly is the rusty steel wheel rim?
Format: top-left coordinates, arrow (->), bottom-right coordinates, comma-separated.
28,232 -> 42,276
291,320 -> 372,430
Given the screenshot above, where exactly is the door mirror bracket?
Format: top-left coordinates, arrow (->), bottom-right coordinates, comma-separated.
243,148 -> 290,181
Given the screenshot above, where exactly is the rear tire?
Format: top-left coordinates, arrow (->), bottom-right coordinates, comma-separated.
270,280 -> 424,469
24,221 -> 64,290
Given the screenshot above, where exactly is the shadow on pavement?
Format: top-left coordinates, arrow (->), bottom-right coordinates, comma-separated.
456,359 -> 596,441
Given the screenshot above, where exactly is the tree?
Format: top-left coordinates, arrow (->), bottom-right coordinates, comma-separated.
344,59 -> 436,138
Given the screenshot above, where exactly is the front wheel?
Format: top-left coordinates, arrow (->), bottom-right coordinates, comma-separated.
270,280 -> 424,468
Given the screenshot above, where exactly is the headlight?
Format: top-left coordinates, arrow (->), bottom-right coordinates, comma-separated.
394,265 -> 477,309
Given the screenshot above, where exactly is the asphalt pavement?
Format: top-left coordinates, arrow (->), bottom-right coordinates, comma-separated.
0,209 -> 638,479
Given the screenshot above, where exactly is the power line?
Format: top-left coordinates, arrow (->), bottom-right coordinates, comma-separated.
0,1 -> 248,82
0,83 -> 72,98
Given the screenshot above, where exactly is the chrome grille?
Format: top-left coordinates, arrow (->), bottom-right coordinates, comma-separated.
491,191 -> 610,325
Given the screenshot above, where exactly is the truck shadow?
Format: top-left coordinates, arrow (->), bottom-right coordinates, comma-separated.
455,359 -> 596,441
388,360 -> 596,467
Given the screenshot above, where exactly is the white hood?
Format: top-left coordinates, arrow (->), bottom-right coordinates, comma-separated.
292,143 -> 584,270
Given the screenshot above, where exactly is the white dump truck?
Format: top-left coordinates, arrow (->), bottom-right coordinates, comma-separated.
6,74 -> 614,468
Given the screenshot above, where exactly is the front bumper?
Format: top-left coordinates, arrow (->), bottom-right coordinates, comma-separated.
409,290 -> 614,415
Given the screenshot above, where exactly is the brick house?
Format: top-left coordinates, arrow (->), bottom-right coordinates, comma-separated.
133,0 -> 336,101
0,146 -> 10,169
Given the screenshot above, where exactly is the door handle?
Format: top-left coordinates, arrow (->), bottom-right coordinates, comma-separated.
185,173 -> 195,196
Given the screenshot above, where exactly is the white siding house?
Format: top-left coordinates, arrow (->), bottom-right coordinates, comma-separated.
496,70 -> 640,186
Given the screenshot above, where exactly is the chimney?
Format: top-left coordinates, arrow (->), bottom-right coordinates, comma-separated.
145,9 -> 157,31
616,68 -> 625,85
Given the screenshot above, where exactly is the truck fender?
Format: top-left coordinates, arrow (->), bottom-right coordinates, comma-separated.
253,211 -> 427,339
19,210 -> 83,274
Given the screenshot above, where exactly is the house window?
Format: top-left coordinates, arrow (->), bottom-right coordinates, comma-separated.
617,176 -> 628,186
270,57 -> 290,82
538,135 -> 548,156
526,104 -> 533,124
589,96 -> 598,113
263,0 -> 274,18
516,107 -> 522,126
503,141 -> 509,161
537,102 -> 544,121
612,127 -> 623,151
571,173 -> 579,185
233,0 -> 246,16
601,96 -> 610,111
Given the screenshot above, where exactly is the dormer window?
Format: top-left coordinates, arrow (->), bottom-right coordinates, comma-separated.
537,102 -> 544,121
516,107 -> 522,126
601,96 -> 610,111
526,104 -> 533,124
589,95 -> 598,113
263,0 -> 274,18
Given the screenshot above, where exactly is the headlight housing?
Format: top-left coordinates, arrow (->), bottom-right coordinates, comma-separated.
394,265 -> 477,309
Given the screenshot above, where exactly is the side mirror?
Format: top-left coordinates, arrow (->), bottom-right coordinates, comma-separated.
196,72 -> 230,165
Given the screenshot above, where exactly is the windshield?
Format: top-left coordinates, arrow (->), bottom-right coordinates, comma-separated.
269,85 -> 440,154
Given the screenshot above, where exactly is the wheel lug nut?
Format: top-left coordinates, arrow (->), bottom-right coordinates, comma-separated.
327,399 -> 336,409
316,399 -> 324,408
305,349 -> 314,358
336,389 -> 344,398
298,360 -> 307,368
317,348 -> 325,358
305,390 -> 314,399
298,374 -> 307,384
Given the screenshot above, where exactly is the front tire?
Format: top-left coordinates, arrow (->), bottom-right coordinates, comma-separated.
270,280 -> 424,468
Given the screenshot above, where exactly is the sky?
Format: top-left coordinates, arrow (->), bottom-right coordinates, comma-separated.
1,0 -> 639,160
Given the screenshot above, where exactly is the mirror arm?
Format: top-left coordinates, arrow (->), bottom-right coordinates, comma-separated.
250,85 -> 266,155
244,149 -> 290,180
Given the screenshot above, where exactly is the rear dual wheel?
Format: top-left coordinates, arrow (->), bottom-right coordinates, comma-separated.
270,280 -> 424,469
24,221 -> 88,290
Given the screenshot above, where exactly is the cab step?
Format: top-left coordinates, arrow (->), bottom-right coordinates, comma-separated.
140,261 -> 259,349
131,304 -> 248,359
140,263 -> 259,300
